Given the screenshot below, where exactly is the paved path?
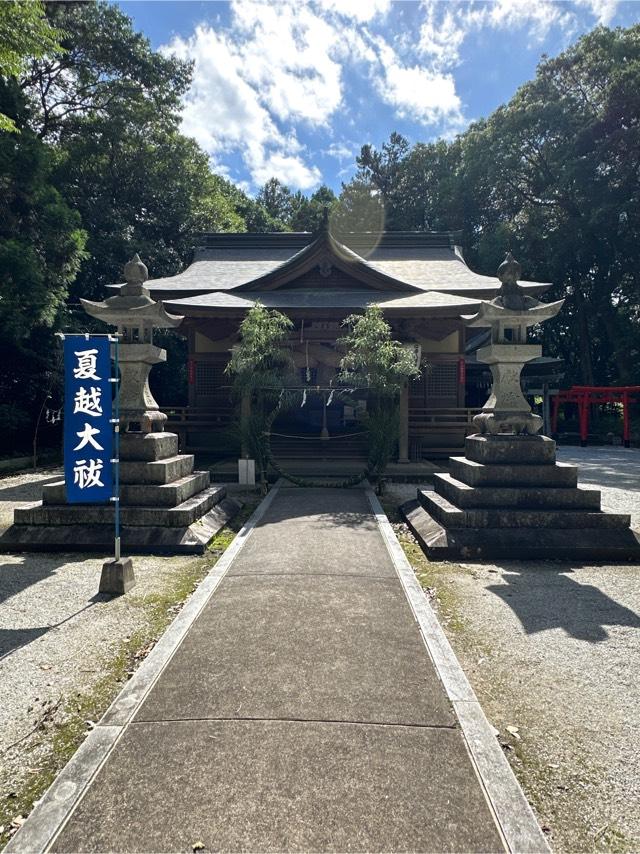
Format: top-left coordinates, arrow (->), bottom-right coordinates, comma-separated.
9,485 -> 545,853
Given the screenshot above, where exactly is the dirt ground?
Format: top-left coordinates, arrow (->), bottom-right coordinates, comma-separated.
387,446 -> 640,853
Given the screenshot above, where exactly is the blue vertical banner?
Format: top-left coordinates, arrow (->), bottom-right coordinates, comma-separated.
64,337 -> 113,503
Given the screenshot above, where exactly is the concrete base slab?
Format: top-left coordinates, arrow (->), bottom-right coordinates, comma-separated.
134,574 -> 455,726
0,497 -> 242,555
233,487 -> 394,578
99,557 -> 136,595
49,719 -> 503,854
403,499 -> 640,562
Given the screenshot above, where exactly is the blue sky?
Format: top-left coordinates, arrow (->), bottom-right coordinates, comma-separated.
117,0 -> 640,194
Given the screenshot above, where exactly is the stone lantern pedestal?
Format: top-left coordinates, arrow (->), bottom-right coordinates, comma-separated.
0,256 -> 241,556
402,254 -> 640,561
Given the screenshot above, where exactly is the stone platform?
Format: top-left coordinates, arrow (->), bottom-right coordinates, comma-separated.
0,433 -> 241,555
402,435 -> 640,562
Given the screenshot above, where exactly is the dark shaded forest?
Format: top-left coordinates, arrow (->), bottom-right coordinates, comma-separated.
1,1 -> 638,453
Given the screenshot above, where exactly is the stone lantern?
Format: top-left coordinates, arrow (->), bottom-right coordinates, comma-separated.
401,252 -> 640,561
81,254 -> 183,433
2,255 -> 240,557
465,252 -> 563,436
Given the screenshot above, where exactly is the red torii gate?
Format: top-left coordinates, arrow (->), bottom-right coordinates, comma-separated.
551,386 -> 639,447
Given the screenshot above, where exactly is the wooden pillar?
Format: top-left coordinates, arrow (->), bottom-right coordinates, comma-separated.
398,383 -> 409,463
578,393 -> 590,446
623,391 -> 630,447
240,392 -> 251,457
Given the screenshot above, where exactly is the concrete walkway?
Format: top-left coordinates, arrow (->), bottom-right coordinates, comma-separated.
8,485 -> 546,853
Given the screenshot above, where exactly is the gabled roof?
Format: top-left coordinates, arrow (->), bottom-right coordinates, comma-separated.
232,228 -> 422,294
105,230 -> 551,302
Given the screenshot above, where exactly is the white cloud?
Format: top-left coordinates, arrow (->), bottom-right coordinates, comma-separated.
251,152 -> 322,189
230,1 -> 343,124
324,141 -> 359,161
417,0 -> 620,71
469,0 -> 573,38
317,0 -> 391,23
418,4 -> 467,69
161,2 -> 338,190
371,36 -> 464,131
574,0 -> 619,25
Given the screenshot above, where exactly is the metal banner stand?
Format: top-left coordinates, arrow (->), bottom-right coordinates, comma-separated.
99,331 -> 136,594
112,333 -> 121,562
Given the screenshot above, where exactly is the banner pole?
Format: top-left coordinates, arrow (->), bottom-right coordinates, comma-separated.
113,334 -> 121,562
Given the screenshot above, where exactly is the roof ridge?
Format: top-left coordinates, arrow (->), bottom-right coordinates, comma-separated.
194,230 -> 459,251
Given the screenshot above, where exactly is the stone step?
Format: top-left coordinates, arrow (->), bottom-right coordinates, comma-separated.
418,490 -> 630,530
449,457 -> 579,488
119,432 -> 179,462
0,497 -> 243,556
15,485 -> 226,528
43,472 -> 211,508
120,454 -> 194,485
464,434 -> 556,465
402,500 -> 640,562
432,473 -> 601,510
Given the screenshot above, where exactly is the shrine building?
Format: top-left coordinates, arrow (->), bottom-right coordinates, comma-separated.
118,226 -> 552,461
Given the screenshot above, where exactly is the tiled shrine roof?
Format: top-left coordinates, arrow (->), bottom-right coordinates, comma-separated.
107,231 -> 551,314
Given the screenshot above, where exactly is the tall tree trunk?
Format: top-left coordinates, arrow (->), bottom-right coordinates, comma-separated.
573,289 -> 595,385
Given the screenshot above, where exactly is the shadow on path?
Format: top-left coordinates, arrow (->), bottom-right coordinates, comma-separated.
488,568 -> 640,642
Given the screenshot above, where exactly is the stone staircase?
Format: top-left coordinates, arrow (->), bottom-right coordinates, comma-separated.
1,432 -> 241,555
402,434 -> 640,561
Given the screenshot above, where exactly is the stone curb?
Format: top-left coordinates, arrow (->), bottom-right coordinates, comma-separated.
5,481 -> 283,854
366,487 -> 551,854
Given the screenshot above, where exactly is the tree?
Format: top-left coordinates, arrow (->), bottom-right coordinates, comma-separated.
289,185 -> 337,232
226,304 -> 293,488
355,132 -> 410,229
55,122 -> 247,302
0,84 -> 86,452
338,305 -> 419,481
333,178 -> 386,242
459,25 -> 640,385
21,1 -> 191,140
0,1 -> 247,453
256,177 -> 293,228
0,0 -> 60,132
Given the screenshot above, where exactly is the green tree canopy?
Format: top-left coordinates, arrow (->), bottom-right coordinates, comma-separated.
0,0 -> 60,132
289,185 -> 337,232
20,1 -> 191,140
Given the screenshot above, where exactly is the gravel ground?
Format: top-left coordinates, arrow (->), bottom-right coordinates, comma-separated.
386,446 -> 640,853
0,469 -> 257,846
